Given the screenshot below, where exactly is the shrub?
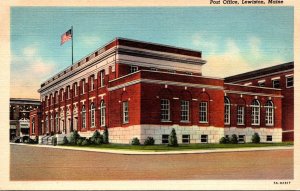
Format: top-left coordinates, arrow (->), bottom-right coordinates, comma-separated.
62,136 -> 69,145
82,138 -> 90,146
168,128 -> 178,147
103,126 -> 109,144
69,130 -> 80,145
131,137 -> 140,145
219,136 -> 230,144
230,134 -> 238,144
76,138 -> 84,146
34,136 -> 39,144
95,137 -> 103,145
52,137 -> 57,146
252,133 -> 261,143
90,130 -> 103,144
144,137 -> 155,145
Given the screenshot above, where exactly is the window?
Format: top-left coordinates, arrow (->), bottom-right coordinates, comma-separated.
50,94 -> 53,105
66,86 -> 70,99
100,100 -> 106,127
265,100 -> 274,126
123,101 -> 129,124
258,81 -> 265,87
74,83 -> 78,96
267,135 -> 272,142
90,103 -> 95,128
161,99 -> 170,121
201,135 -> 208,143
182,135 -> 190,144
45,115 -> 49,133
100,70 -> 105,87
55,92 -> 58,103
237,106 -> 245,125
60,89 -> 64,101
272,79 -> 280,88
238,135 -> 245,143
50,115 -> 53,132
32,120 -> 35,135
162,134 -> 169,144
180,100 -> 189,122
82,106 -> 86,128
90,76 -> 95,91
224,97 -> 230,125
286,76 -> 293,88
199,102 -> 208,123
251,100 -> 260,125
55,113 -> 59,132
81,79 -> 85,94
130,65 -> 138,73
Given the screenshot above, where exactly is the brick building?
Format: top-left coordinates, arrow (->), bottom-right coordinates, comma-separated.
10,98 -> 40,140
225,62 -> 294,141
30,38 -> 288,144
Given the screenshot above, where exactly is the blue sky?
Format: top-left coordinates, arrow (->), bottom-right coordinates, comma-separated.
11,6 -> 294,98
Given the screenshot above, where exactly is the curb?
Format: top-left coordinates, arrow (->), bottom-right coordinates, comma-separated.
10,143 -> 294,155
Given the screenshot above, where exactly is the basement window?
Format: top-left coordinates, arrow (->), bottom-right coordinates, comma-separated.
182,135 -> 190,144
162,134 -> 169,144
238,135 -> 245,143
267,135 -> 272,142
200,135 -> 208,143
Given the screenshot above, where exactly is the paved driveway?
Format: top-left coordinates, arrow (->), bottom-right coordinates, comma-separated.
10,144 -> 293,180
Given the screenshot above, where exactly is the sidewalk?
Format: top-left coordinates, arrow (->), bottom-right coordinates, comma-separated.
10,143 -> 293,155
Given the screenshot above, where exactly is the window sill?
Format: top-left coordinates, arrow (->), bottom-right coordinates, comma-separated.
180,121 -> 190,123
266,124 -> 274,127
199,121 -> 208,124
123,122 -> 129,124
237,124 -> 245,126
161,120 -> 172,123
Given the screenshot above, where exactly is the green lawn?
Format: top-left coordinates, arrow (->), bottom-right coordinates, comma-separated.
60,142 -> 293,152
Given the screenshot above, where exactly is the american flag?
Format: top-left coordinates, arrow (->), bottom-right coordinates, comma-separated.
61,29 -> 72,45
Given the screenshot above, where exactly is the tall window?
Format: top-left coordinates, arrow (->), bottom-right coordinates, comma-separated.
45,115 -> 49,133
74,83 -> 78,96
237,106 -> 245,125
55,113 -> 59,132
45,96 -> 48,107
130,65 -> 138,73
265,100 -> 274,126
251,100 -> 260,125
81,79 -> 85,94
90,103 -> 95,127
55,92 -> 58,103
160,99 -> 170,121
50,114 -> 53,132
100,70 -> 105,87
180,100 -> 189,122
90,76 -> 95,91
100,100 -> 106,127
60,89 -> 64,101
199,102 -> 208,123
66,86 -> 70,99
123,101 -> 129,123
32,120 -> 35,135
272,79 -> 280,88
82,106 -> 86,128
50,94 -> 53,105
224,97 -> 230,125
286,76 -> 293,88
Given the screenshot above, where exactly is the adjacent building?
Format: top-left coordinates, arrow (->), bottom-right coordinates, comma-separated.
225,62 -> 294,141
29,38 -> 290,144
10,98 -> 40,140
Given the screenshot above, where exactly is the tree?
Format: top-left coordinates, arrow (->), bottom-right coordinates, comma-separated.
168,128 -> 178,147
251,133 -> 261,143
103,126 -> 109,144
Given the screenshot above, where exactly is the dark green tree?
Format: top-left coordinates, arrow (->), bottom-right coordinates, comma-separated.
168,128 -> 178,147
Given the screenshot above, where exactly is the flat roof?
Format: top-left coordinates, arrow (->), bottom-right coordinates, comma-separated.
225,62 -> 294,83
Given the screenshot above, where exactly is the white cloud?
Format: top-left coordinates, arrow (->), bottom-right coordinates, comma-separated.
11,46 -> 55,99
192,33 -> 218,55
201,37 -> 284,78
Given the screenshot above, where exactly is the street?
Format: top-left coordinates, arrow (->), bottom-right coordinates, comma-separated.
10,144 -> 293,180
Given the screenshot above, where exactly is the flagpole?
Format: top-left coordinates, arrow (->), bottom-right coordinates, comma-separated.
71,26 -> 73,65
